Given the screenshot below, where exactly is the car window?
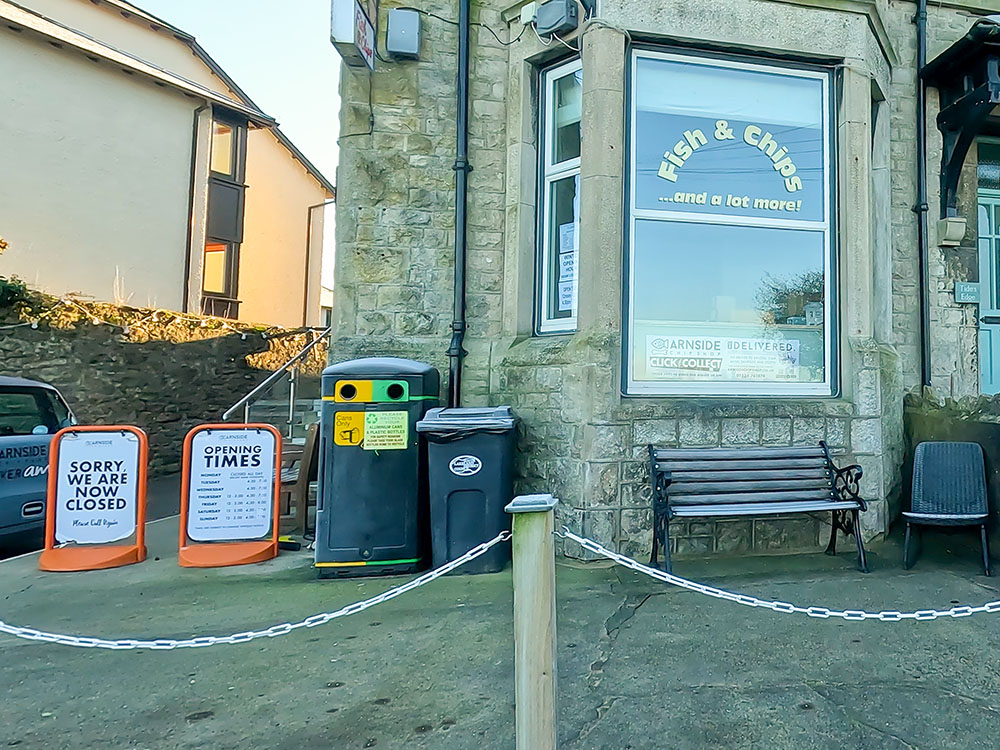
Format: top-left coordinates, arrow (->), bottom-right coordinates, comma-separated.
0,388 -> 63,436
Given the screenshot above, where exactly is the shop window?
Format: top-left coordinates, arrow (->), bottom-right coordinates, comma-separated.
625,50 -> 835,396
536,59 -> 582,334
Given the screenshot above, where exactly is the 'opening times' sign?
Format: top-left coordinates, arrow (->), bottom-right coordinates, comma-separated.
187,429 -> 276,542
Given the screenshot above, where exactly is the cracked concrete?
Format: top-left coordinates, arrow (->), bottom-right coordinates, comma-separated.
3,517 -> 1000,748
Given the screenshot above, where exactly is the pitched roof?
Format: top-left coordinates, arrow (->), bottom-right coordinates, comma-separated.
0,0 -> 275,126
3,0 -> 335,197
104,0 -> 336,196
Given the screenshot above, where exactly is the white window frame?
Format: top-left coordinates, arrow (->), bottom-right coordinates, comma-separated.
625,49 -> 835,397
537,58 -> 582,335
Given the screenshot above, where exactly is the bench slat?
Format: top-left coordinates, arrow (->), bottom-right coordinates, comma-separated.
656,458 -> 828,472
669,468 -> 830,482
653,446 -> 825,460
671,489 -> 834,505
672,500 -> 860,517
670,479 -> 832,494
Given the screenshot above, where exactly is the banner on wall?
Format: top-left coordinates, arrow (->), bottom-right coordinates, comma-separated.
645,334 -> 800,382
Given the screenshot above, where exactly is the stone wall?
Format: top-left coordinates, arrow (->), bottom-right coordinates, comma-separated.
0,290 -> 327,473
331,0 -> 993,560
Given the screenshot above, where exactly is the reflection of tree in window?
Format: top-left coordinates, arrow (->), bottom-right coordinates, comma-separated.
755,270 -> 824,326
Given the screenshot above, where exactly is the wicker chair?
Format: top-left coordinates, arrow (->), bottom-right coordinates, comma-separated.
904,441 -> 992,576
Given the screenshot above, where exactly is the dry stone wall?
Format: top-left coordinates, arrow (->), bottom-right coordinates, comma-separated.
0,293 -> 326,474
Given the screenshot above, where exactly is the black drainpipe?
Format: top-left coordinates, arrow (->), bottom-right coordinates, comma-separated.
447,0 -> 472,408
915,0 -> 932,386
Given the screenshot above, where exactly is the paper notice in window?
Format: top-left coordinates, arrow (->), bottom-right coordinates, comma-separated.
645,334 -> 800,381
558,281 -> 575,312
559,222 -> 576,253
558,251 -> 576,282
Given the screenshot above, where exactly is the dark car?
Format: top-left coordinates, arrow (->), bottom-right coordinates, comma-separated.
0,376 -> 75,549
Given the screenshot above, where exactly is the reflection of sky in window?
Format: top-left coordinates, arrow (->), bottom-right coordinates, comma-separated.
633,57 -> 826,222
631,220 -> 824,323
635,58 -> 823,125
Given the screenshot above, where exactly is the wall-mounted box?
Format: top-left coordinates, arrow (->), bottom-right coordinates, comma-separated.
331,0 -> 375,71
387,8 -> 420,59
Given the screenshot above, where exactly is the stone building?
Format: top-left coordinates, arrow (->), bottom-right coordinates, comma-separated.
331,0 -> 1000,559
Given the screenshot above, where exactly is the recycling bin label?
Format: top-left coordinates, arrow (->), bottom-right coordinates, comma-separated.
362,411 -> 408,450
334,412 -> 364,446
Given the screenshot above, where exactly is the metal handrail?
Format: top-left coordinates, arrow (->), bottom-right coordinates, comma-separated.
222,325 -> 332,421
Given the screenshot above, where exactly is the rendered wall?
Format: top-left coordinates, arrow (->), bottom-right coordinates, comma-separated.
238,128 -> 331,328
0,29 -> 196,310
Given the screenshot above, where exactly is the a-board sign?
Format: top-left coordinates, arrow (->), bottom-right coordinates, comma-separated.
39,426 -> 148,572
179,423 -> 281,568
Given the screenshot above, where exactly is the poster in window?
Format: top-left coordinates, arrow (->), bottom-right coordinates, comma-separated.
558,281 -> 576,312
559,222 -> 576,253
558,251 -> 576,282
645,334 -> 800,382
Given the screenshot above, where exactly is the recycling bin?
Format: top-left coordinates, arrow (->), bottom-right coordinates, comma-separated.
315,357 -> 439,578
416,406 -> 517,574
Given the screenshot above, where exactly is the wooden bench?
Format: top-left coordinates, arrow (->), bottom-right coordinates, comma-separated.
648,443 -> 868,573
279,423 -> 319,536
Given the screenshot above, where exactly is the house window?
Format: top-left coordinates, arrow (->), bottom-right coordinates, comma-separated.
625,50 -> 835,396
536,59 -> 582,334
210,120 -> 236,177
202,242 -> 231,295
201,240 -> 240,318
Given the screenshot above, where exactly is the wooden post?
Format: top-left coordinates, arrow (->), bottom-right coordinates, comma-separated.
505,494 -> 558,750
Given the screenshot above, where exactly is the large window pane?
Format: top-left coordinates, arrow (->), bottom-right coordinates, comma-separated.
626,51 -> 833,395
630,221 -> 826,384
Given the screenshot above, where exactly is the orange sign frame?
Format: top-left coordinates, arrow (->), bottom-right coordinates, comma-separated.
39,425 -> 148,572
178,423 -> 282,568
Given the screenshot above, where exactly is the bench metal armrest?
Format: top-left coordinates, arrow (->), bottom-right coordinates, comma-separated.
832,464 -> 866,510
819,440 -> 866,510
648,444 -> 673,520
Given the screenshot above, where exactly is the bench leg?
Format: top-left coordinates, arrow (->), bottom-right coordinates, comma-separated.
903,523 -> 914,570
852,509 -> 869,573
660,519 -> 672,575
981,524 -> 993,577
824,511 -> 839,556
650,511 -> 672,574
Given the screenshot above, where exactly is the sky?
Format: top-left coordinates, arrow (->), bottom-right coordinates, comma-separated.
137,0 -> 342,292
139,0 -> 341,178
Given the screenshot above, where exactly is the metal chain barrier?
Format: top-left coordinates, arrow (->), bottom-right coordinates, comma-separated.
0,531 -> 511,650
559,528 -> 1000,622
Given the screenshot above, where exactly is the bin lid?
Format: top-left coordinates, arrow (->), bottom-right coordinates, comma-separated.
323,357 -> 437,379
416,406 -> 517,434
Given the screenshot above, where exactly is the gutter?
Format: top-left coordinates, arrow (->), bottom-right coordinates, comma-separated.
915,0 -> 931,387
448,0 -> 472,408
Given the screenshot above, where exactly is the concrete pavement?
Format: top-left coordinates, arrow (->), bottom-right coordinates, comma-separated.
2,518 -> 1000,749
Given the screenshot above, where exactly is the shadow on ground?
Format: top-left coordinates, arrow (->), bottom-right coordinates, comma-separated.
2,520 -> 999,749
